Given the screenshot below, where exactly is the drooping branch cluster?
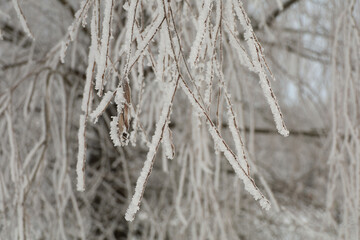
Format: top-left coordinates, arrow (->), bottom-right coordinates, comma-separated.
56,0 -> 290,222
1,0 -> 356,239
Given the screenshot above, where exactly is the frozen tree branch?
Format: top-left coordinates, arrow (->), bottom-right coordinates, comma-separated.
1,0 -> 355,239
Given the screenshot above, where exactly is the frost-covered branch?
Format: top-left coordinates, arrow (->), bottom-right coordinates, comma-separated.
125,76 -> 180,221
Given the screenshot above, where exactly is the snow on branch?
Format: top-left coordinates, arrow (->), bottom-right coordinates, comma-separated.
110,116 -> 121,147
76,5 -> 98,192
12,0 -> 34,40
90,90 -> 115,123
62,0 -> 287,222
180,79 -> 270,210
60,0 -> 92,63
233,0 -> 289,137
123,0 -> 140,73
127,13 -> 165,76
125,77 -> 180,222
76,115 -> 87,191
95,0 -> 114,96
188,0 -> 213,67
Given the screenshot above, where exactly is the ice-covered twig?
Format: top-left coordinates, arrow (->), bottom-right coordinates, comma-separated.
76,115 -> 87,191
76,5 -> 100,191
188,0 -> 213,67
125,76 -> 180,222
233,0 -> 289,137
90,90 -> 115,123
95,0 -> 114,96
12,0 -> 34,40
60,0 -> 92,63
123,0 -> 140,74
127,14 -> 165,76
180,79 -> 271,210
